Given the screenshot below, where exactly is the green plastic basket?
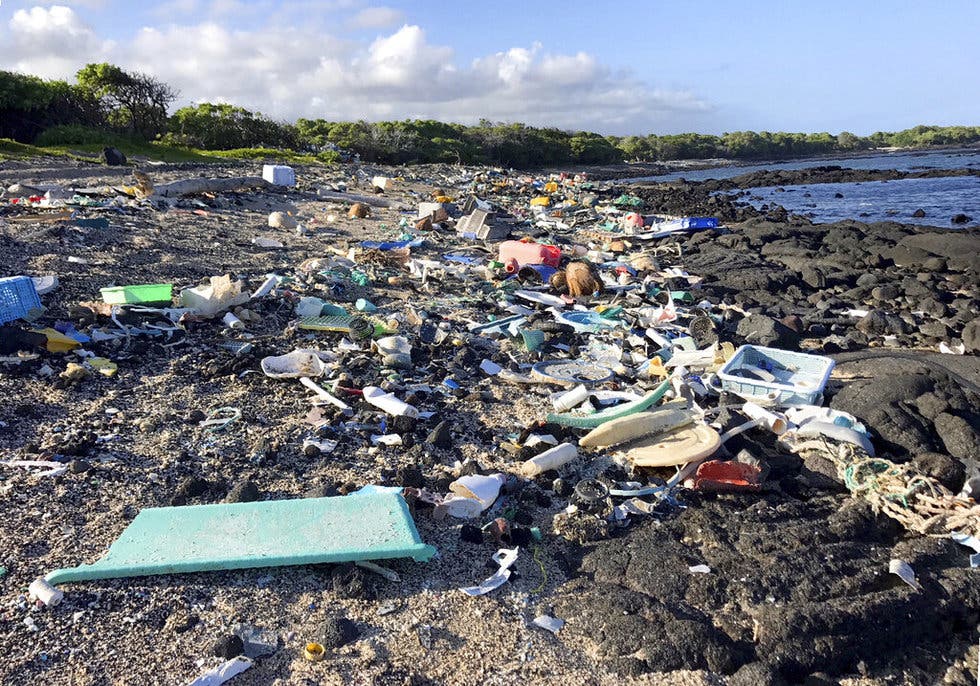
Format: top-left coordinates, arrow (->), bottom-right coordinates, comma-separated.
100,284 -> 173,305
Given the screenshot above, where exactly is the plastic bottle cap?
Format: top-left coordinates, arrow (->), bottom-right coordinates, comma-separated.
304,642 -> 325,661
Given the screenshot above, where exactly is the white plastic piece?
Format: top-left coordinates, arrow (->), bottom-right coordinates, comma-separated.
532,615 -> 565,634
552,384 -> 589,412
262,165 -> 295,187
362,386 -> 419,418
889,559 -> 922,591
222,312 -> 244,330
29,578 -> 63,606
520,442 -> 578,477
742,402 -> 788,435
250,275 -> 279,299
260,350 -> 327,379
436,495 -> 485,519
295,297 -> 325,318
187,655 -> 253,686
688,564 -> 712,574
450,474 -> 506,510
298,376 -> 350,411
460,548 -> 519,596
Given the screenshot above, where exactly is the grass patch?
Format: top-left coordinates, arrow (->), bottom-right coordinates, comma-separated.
0,137 -> 337,165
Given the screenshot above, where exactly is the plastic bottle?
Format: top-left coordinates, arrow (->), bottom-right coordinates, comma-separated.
521,443 -> 578,477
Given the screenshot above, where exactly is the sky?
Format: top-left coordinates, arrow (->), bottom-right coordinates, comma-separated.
1,0 -> 978,136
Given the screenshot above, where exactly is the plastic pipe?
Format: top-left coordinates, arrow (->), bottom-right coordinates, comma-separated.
29,578 -> 63,606
521,443 -> 578,477
547,378 -> 672,428
504,258 -> 519,274
552,384 -> 589,413
299,376 -> 351,412
719,418 -> 763,444
362,386 -> 419,418
222,312 -> 245,330
742,402 -> 788,435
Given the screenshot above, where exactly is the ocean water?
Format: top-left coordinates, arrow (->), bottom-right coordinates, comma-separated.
627,148 -> 980,183
739,175 -> 980,227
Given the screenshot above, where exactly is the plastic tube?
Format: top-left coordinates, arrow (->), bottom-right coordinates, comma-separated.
250,275 -> 279,299
29,578 -> 63,606
547,378 -> 672,428
719,418 -> 764,444
521,443 -> 578,477
552,384 -> 589,412
742,402 -> 788,435
362,386 -> 419,418
222,312 -> 245,330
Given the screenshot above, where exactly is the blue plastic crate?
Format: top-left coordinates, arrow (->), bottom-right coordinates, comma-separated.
0,276 -> 42,324
717,345 -> 835,406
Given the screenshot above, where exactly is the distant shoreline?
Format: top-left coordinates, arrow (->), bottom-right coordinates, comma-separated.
556,143 -> 980,181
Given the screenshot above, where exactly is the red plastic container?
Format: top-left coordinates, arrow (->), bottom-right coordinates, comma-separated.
498,240 -> 561,273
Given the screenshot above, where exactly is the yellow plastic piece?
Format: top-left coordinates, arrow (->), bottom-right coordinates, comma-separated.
88,357 -> 118,377
304,642 -> 325,661
31,328 -> 80,353
647,356 -> 668,379
434,195 -> 453,203
530,196 -> 551,207
544,181 -> 559,193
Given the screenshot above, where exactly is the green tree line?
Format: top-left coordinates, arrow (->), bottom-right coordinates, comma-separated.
3,64 -> 979,167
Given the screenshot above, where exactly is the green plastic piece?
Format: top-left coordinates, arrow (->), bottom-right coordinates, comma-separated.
547,378 -> 671,428
100,284 -> 173,305
45,489 -> 434,586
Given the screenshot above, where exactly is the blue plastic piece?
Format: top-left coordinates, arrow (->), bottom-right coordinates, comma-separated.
0,276 -> 42,324
45,488 -> 435,586
717,345 -> 835,406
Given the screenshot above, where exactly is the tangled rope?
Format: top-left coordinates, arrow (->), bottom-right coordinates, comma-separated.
790,438 -> 980,538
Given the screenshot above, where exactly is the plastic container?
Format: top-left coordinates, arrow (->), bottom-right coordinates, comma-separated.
100,284 -> 173,305
498,241 -> 561,272
0,276 -> 42,324
717,345 -> 834,406
262,164 -> 295,186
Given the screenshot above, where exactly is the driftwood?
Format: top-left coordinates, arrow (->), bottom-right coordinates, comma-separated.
152,176 -> 271,198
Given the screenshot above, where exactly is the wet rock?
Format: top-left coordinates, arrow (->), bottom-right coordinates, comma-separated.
730,661 -> 787,686
226,479 -> 260,503
910,452 -> 966,492
915,392 -> 950,420
171,476 -> 210,505
331,562 -> 372,599
962,317 -> 980,353
933,413 -> 980,462
918,320 -> 951,340
426,421 -> 452,448
396,465 -> 425,488
871,284 -> 899,302
950,213 -> 972,224
912,208 -> 926,218
321,614 -> 360,648
68,459 -> 92,474
213,634 -> 244,659
736,314 -> 800,349
102,147 -> 127,165
831,374 -> 937,457
459,524 -> 483,544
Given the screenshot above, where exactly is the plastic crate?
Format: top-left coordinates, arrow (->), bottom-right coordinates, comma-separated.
100,284 -> 173,305
716,345 -> 834,406
0,276 -> 42,324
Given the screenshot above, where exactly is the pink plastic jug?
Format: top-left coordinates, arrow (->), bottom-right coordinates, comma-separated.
498,240 -> 562,273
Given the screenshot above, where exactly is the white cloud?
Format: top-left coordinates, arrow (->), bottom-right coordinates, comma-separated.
0,8 -> 713,134
347,6 -> 404,30
26,0 -> 109,9
5,6 -> 112,79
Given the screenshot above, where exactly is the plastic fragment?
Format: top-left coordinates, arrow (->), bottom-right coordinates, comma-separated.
889,559 -> 922,591
187,656 -> 253,686
460,548 -> 519,596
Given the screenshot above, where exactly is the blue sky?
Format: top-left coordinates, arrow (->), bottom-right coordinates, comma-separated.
1,0 -> 978,135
